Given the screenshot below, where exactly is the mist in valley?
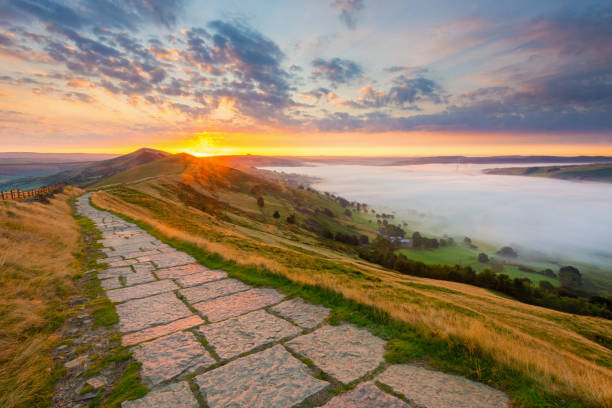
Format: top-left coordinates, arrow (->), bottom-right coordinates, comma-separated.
264,163 -> 612,270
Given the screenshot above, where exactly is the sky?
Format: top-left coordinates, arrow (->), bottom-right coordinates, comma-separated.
0,0 -> 611,156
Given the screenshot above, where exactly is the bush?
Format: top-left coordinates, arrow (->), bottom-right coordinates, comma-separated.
257,196 -> 264,207
273,210 -> 280,219
286,214 -> 296,224
478,253 -> 489,263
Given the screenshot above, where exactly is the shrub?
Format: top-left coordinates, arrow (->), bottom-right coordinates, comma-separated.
478,253 -> 489,263
273,210 -> 280,219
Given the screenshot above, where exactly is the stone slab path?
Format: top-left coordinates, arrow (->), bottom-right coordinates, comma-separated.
76,193 -> 511,408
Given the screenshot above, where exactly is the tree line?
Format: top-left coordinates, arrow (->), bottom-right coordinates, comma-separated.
358,237 -> 612,319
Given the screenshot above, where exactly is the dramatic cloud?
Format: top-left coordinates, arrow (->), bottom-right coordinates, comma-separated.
312,57 -> 363,85
1,0 -> 611,146
331,0 -> 365,30
2,0 -> 185,30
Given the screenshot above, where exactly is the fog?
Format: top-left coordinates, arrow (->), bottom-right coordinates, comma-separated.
263,164 -> 612,269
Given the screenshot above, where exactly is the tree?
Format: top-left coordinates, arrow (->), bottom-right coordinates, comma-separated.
497,246 -> 518,258
559,266 -> 582,289
257,196 -> 265,207
286,214 -> 296,224
478,253 -> 489,263
273,210 -> 280,219
344,209 -> 352,217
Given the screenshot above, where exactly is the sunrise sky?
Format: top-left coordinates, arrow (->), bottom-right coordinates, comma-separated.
1,0 -> 611,156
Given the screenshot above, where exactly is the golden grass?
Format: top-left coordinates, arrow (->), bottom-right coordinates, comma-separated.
0,188 -> 82,408
92,185 -> 612,407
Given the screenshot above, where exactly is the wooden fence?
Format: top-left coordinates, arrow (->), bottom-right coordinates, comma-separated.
0,183 -> 66,201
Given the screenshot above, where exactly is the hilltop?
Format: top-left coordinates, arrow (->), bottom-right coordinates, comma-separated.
0,148 -> 170,190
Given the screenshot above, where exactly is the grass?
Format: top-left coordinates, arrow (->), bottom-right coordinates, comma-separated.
0,188 -> 83,408
397,246 -> 559,286
90,181 -> 612,408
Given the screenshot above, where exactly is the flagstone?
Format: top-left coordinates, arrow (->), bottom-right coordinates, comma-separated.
194,345 -> 328,408
175,269 -> 227,288
156,263 -> 210,279
193,287 -> 285,322
286,324 -> 386,384
116,292 -> 192,333
322,382 -> 410,408
132,331 -> 214,386
376,365 -> 510,408
270,298 -> 330,329
197,310 -> 301,359
107,280 -> 178,303
122,382 -> 198,408
122,315 -> 205,346
179,279 -> 250,304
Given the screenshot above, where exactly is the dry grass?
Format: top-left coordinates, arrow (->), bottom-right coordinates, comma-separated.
0,188 -> 82,408
92,186 -> 612,407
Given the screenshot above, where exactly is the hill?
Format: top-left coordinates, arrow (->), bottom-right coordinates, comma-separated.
87,152 -> 612,407
0,148 -> 170,190
484,163 -> 612,183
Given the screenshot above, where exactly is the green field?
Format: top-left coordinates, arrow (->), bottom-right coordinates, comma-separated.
396,245 -> 559,286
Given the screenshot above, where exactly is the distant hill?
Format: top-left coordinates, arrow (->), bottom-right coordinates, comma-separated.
390,155 -> 612,166
484,163 -> 612,183
0,152 -> 118,161
0,148 -> 170,190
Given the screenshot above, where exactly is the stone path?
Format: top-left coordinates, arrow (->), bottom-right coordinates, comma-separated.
76,194 -> 511,408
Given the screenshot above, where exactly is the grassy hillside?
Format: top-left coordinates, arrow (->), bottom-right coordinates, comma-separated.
89,154 -> 612,407
0,188 -> 83,407
484,163 -> 612,183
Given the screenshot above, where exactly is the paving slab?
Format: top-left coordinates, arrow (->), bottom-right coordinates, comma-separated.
116,292 -> 193,333
98,267 -> 132,280
107,280 -> 178,303
322,382 -> 410,408
132,331 -> 215,386
122,382 -> 198,408
270,298 -> 330,329
193,288 -> 285,322
179,279 -> 250,304
175,269 -> 227,288
286,324 -> 386,384
155,263 -> 210,279
121,249 -> 161,260
124,270 -> 156,287
376,365 -> 510,408
194,344 -> 328,408
146,253 -> 196,269
132,262 -> 155,273
107,259 -> 139,268
197,310 -> 301,359
122,315 -> 205,346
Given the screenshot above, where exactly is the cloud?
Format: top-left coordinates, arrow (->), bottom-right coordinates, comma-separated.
331,0 -> 365,30
312,57 -> 363,85
2,0 -> 186,30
